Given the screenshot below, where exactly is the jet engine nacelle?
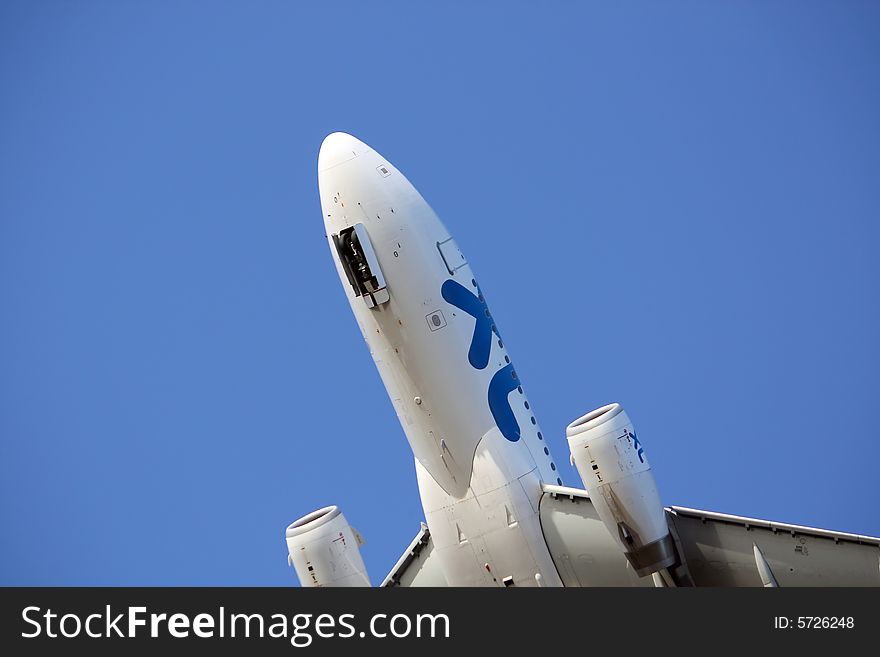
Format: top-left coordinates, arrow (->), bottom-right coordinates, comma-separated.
566,403 -> 676,577
285,505 -> 370,587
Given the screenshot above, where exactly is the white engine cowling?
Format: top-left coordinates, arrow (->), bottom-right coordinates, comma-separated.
285,505 -> 370,587
566,403 -> 676,577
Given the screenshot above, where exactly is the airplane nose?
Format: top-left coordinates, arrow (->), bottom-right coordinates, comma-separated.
318,132 -> 372,172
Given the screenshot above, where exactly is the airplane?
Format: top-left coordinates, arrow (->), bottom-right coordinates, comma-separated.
285,132 -> 879,588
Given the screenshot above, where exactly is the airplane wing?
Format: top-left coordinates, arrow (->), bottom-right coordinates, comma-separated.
543,485 -> 880,587
381,523 -> 448,587
665,505 -> 880,586
383,486 -> 880,587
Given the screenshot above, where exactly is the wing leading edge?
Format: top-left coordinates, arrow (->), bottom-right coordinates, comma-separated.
381,523 -> 448,587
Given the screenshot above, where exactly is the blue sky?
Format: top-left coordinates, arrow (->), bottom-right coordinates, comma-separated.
1,2 -> 878,585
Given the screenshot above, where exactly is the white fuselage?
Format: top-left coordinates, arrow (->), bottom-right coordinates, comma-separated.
318,133 -> 562,586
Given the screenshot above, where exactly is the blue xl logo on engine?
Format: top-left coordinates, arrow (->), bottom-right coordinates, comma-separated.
620,429 -> 645,464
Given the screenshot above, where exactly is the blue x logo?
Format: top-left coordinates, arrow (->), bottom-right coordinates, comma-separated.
441,279 -> 499,370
